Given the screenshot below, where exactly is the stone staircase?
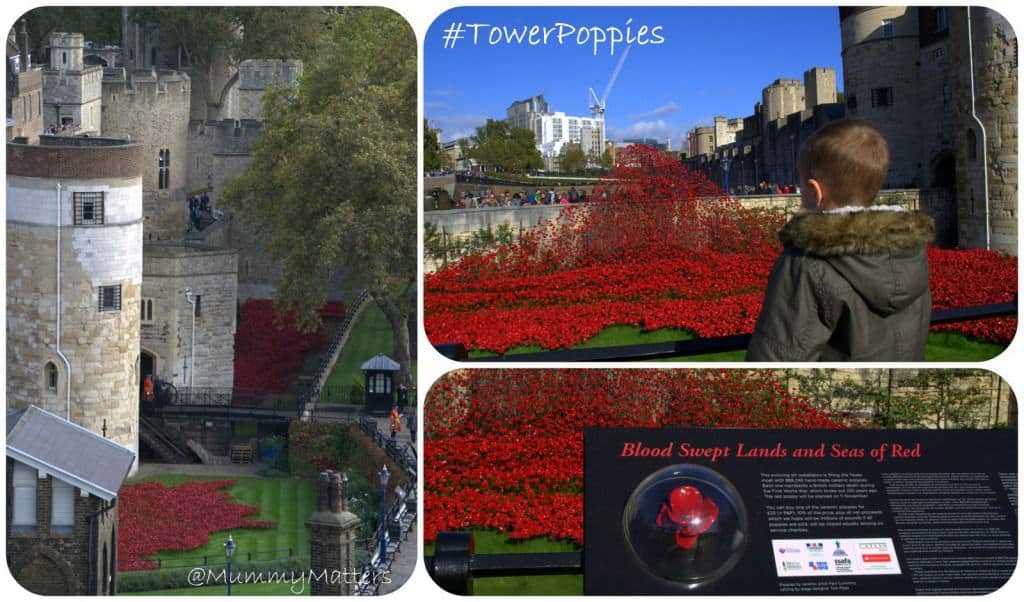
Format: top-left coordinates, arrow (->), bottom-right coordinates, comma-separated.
139,415 -> 195,464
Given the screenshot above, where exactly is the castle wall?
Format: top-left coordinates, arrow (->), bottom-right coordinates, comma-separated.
7,70 -> 44,144
951,8 -> 1018,253
101,69 -> 192,241
42,66 -> 102,133
141,244 -> 238,390
6,145 -> 142,467
237,59 -> 302,120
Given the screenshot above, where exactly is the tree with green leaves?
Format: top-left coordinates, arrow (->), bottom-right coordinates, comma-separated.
470,119 -> 543,173
221,7 -> 416,387
13,7 -> 121,58
558,143 -> 588,173
423,120 -> 448,172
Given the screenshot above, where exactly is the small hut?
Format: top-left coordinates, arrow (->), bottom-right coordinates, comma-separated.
362,354 -> 400,415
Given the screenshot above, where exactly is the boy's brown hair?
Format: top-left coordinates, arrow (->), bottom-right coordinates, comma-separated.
797,119 -> 890,206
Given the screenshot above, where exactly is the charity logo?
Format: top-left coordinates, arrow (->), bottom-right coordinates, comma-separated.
781,561 -> 803,571
833,558 -> 853,573
858,542 -> 889,551
808,561 -> 829,571
805,542 -> 824,554
862,554 -> 892,563
778,547 -> 801,554
832,541 -> 848,557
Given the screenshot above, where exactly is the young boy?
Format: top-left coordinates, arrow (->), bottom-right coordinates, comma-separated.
747,119 -> 935,361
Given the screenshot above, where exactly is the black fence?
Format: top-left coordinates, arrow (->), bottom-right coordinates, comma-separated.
425,532 -> 581,595
144,547 -> 305,571
302,290 -> 370,415
435,301 -> 1018,363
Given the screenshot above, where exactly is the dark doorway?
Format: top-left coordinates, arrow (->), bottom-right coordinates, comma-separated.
139,351 -> 155,396
927,151 -> 959,247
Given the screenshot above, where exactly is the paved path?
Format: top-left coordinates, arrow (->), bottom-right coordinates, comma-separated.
381,529 -> 417,595
374,414 -> 416,450
133,462 -> 264,480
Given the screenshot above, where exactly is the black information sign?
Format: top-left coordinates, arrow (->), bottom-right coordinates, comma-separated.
583,428 -> 1017,595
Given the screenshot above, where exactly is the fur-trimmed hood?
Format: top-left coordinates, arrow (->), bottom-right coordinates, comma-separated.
779,207 -> 934,315
780,206 -> 936,256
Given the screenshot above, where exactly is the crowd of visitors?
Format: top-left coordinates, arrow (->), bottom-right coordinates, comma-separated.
730,181 -> 800,196
187,192 -> 212,231
45,122 -> 79,135
445,185 -> 606,209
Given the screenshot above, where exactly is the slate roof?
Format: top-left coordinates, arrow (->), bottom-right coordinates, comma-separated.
6,405 -> 136,501
361,353 -> 400,372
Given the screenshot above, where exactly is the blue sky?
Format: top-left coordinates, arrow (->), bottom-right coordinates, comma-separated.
425,6 -> 844,145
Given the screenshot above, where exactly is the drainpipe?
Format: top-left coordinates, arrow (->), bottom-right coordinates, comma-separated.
184,288 -> 196,391
966,7 -> 991,250
55,182 -> 73,420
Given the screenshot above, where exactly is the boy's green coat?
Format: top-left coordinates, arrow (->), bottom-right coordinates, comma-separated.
748,208 -> 935,361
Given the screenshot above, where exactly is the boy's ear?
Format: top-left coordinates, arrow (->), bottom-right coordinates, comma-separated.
807,178 -> 826,209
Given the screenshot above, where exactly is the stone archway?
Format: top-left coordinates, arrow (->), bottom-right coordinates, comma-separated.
12,544 -> 80,595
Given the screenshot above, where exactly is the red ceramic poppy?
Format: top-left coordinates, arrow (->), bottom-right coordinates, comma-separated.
656,485 -> 720,549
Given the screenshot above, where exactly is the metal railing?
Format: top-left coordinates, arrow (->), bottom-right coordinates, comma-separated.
301,290 -> 370,416
142,547 -> 305,571
425,532 -> 581,595
435,301 -> 1017,363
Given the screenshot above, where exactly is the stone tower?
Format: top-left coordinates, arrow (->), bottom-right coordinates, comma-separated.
949,7 -> 1018,253
306,470 -> 361,595
6,135 -> 143,473
761,78 -> 804,126
101,68 -> 192,240
803,66 -> 837,110
42,33 -> 102,134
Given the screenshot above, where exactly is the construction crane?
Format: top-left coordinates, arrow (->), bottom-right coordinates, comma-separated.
588,44 -> 632,120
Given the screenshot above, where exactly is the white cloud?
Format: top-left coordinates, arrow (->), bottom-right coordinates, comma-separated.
425,101 -> 451,111
606,119 -> 683,144
627,101 -> 681,120
430,113 -> 489,142
429,86 -> 458,97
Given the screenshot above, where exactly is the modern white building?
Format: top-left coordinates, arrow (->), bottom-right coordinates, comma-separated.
533,111 -> 605,161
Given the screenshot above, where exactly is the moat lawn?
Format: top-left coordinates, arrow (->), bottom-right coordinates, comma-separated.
323,303 -> 416,404
121,475 -> 314,595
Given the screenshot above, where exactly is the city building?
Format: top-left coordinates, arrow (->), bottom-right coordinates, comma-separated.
7,405 -> 136,595
505,93 -> 548,131
533,110 -> 605,168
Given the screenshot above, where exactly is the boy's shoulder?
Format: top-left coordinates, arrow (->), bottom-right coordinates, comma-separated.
781,207 -> 934,257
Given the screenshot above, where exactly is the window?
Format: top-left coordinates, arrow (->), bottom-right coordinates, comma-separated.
51,479 -> 75,529
936,8 -> 948,32
369,373 -> 391,394
98,285 -> 122,312
73,192 -> 104,225
46,362 -> 58,391
194,295 -> 202,318
967,128 -> 978,161
13,462 -> 37,527
158,149 -> 170,189
881,19 -> 894,38
871,87 -> 894,107
62,51 -> 67,65
141,298 -> 154,323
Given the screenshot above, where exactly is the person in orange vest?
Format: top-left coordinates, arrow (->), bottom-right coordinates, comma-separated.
389,405 -> 401,440
143,374 -> 155,402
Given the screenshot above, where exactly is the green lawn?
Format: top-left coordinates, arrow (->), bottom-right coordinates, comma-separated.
424,530 -> 582,595
322,303 -> 416,403
467,326 -> 1006,362
130,475 -> 314,570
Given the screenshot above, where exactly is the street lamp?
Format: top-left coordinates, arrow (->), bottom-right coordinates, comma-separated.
378,465 -> 391,567
722,155 -> 733,196
224,535 -> 235,596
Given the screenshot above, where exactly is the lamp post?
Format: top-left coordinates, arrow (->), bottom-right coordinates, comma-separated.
224,535 -> 235,596
722,155 -> 732,196
378,465 -> 391,566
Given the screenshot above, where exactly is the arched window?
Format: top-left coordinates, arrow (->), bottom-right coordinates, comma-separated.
46,362 -> 59,392
966,128 -> 978,162
62,51 -> 67,65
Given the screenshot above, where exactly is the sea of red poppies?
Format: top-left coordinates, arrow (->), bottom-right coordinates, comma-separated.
233,300 -> 345,393
424,370 -> 851,545
424,146 -> 1016,353
118,480 -> 275,571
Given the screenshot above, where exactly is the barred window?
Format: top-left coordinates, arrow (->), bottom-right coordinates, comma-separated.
98,285 -> 122,312
881,19 -> 894,38
73,192 -> 104,225
871,87 -> 893,108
